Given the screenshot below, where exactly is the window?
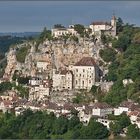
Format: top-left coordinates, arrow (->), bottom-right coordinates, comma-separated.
83,69 -> 85,72
82,81 -> 84,85
76,80 -> 78,85
89,80 -> 91,84
80,74 -> 81,77
76,69 -> 78,72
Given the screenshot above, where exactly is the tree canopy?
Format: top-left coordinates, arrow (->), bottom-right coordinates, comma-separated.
74,24 -> 85,37
103,23 -> 140,106
0,111 -> 109,139
16,47 -> 29,63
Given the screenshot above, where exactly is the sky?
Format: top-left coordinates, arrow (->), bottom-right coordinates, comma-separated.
0,1 -> 140,32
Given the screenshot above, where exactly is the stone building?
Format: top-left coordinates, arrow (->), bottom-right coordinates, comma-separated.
36,61 -> 49,71
70,57 -> 100,90
89,15 -> 116,37
52,69 -> 73,91
51,25 -> 77,38
29,79 -> 52,101
92,102 -> 113,117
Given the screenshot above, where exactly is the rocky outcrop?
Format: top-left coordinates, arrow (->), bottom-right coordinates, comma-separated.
3,48 -> 17,81
3,35 -> 108,85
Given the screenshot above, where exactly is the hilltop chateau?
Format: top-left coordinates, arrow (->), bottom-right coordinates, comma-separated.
52,15 -> 116,38
89,15 -> 116,37
2,15 -> 140,134
1,15 -> 118,101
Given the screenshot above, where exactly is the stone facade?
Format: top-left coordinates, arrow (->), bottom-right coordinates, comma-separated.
52,69 -> 73,91
70,57 -> 99,90
92,102 -> 113,117
89,15 -> 116,37
51,25 -> 77,38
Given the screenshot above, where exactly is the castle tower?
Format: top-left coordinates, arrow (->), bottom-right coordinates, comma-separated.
111,14 -> 117,36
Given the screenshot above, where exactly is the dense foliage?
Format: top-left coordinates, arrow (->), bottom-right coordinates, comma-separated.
99,48 -> 116,62
126,124 -> 140,139
0,82 -> 12,93
0,110 -> 109,139
103,23 -> 140,106
116,17 -> 124,34
16,47 -> 29,63
0,82 -> 29,98
109,113 -> 131,135
54,24 -> 65,29
74,24 -> 85,37
0,58 -> 7,78
0,36 -> 24,54
35,27 -> 52,49
12,71 -> 30,85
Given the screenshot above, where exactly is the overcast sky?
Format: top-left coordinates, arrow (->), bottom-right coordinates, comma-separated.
0,1 -> 140,32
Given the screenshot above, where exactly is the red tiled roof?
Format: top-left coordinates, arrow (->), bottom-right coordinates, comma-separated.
91,21 -> 110,26
3,100 -> 12,106
130,104 -> 140,111
63,103 -> 74,110
60,70 -> 73,75
128,111 -> 140,116
92,102 -> 112,109
120,101 -> 134,108
47,102 -> 61,110
74,57 -> 96,66
60,70 -> 69,75
11,96 -> 19,102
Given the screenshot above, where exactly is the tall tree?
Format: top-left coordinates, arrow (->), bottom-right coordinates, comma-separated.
116,17 -> 124,34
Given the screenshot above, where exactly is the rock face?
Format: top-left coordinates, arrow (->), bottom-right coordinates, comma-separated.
3,48 -> 17,81
3,36 -> 106,84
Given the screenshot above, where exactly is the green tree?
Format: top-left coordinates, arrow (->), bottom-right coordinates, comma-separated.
0,82 -> 12,93
109,113 -> 130,136
16,47 -> 28,63
68,116 -> 80,130
70,35 -> 78,43
53,116 -> 68,135
118,113 -> 131,128
74,24 -> 85,37
103,81 -> 127,106
127,124 -> 140,139
116,17 -> 124,34
113,34 -> 130,52
80,118 -> 109,139
109,121 -> 122,136
54,24 -> 65,28
17,77 -> 30,85
90,85 -> 98,94
36,27 -> 52,49
99,48 -> 116,62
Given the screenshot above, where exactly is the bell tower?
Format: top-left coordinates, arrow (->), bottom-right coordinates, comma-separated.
111,13 -> 117,36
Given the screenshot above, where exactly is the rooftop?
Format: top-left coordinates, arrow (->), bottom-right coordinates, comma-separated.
91,21 -> 110,26
92,102 -> 112,109
74,57 -> 96,66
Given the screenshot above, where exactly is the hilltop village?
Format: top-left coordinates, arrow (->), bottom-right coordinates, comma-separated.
0,15 -> 140,137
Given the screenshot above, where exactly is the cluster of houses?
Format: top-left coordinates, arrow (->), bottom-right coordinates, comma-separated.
51,15 -> 116,38
2,14 -> 140,133
1,91 -> 140,130
28,56 -> 100,101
